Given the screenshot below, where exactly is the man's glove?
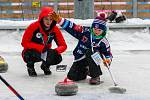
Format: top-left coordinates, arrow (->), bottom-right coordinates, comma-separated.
49,12 -> 61,22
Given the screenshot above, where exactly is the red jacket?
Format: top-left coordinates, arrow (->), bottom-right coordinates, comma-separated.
21,7 -> 67,54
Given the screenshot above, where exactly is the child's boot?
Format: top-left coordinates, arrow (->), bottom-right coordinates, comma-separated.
89,76 -> 100,85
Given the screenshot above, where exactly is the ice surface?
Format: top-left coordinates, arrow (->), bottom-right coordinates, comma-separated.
0,18 -> 150,100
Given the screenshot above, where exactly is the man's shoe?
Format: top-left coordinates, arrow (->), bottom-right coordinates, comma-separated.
41,63 -> 51,75
89,77 -> 100,85
27,67 -> 37,77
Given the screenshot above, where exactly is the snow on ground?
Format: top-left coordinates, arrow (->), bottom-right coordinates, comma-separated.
0,18 -> 150,100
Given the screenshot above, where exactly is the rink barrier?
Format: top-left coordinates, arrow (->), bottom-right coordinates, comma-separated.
0,24 -> 149,34
0,0 -> 149,19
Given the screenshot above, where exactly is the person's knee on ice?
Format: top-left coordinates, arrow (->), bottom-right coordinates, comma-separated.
67,63 -> 82,81
67,67 -> 87,81
67,60 -> 88,81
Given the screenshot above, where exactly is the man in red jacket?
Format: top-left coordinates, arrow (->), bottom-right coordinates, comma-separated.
21,7 -> 67,77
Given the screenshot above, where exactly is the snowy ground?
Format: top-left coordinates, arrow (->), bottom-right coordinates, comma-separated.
0,18 -> 150,100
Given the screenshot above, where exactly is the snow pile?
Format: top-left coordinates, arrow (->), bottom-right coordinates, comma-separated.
108,29 -> 150,50
0,18 -> 150,53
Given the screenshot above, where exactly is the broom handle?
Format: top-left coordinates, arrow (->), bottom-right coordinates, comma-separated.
0,75 -> 24,100
106,66 -> 118,86
102,54 -> 118,86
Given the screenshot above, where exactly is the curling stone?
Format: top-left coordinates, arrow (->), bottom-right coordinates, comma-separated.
55,78 -> 78,96
0,56 -> 8,73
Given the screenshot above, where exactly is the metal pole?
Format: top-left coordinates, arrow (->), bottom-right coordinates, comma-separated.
74,0 -> 94,19
54,0 -> 58,13
132,0 -> 138,18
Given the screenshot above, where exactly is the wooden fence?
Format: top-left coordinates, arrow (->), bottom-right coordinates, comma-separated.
0,0 -> 150,20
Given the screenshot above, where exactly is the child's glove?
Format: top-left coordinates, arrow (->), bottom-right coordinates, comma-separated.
103,58 -> 112,67
49,12 -> 61,22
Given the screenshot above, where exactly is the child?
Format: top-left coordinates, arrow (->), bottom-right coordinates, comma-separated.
21,7 -> 67,77
50,12 -> 112,85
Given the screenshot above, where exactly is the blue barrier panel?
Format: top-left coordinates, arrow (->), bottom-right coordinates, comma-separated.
138,10 -> 150,12
138,2 -> 150,4
0,2 -> 10,6
23,2 -> 31,6
41,2 -> 49,6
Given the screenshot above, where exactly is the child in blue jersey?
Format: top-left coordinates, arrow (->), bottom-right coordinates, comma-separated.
50,12 -> 113,85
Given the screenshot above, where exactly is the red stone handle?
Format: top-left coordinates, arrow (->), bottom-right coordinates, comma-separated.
64,77 -> 68,83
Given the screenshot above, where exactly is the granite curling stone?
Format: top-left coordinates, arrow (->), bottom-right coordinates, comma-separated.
55,78 -> 78,96
0,56 -> 8,73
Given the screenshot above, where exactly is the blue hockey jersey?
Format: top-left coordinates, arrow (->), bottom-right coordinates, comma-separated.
59,18 -> 112,61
